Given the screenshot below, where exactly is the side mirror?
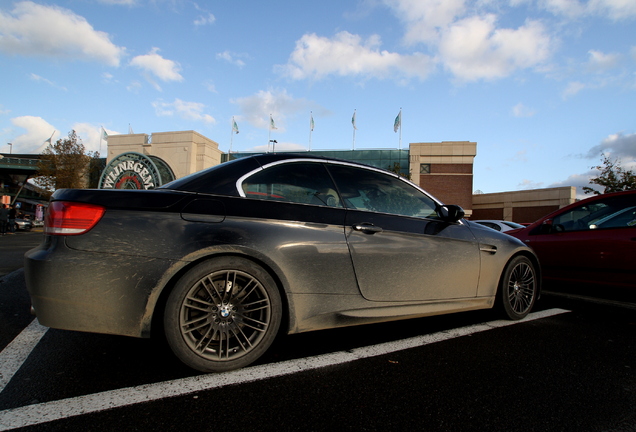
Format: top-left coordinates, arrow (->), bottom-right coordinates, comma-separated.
538,219 -> 554,234
437,204 -> 465,223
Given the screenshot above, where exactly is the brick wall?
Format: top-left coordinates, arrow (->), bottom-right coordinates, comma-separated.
470,208 -> 504,220
512,205 -> 560,224
420,172 -> 473,210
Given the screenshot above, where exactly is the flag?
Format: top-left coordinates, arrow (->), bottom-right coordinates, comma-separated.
232,118 -> 239,134
352,110 -> 357,130
43,130 -> 55,145
270,115 -> 277,130
102,127 -> 108,140
310,113 -> 314,131
394,110 -> 401,133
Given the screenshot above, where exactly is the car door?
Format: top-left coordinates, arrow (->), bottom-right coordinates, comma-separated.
327,164 -> 481,302
237,161 -> 357,296
524,194 -> 636,288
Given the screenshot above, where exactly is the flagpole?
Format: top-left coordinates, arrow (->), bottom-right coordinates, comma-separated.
268,114 -> 271,153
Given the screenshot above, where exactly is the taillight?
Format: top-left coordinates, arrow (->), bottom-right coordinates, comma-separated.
45,201 -> 106,235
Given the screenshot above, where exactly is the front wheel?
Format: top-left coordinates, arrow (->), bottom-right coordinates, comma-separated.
498,255 -> 538,320
164,257 -> 282,372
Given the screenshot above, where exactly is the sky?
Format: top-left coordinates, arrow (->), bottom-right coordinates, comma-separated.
1,0 -> 635,197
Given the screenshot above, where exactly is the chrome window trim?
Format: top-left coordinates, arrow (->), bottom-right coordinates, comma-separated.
234,157 -> 460,223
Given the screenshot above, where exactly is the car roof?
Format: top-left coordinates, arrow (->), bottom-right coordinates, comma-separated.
521,190 -> 636,231
159,153 -> 399,195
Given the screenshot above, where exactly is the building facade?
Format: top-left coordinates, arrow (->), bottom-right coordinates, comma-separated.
103,131 -> 576,223
106,130 -> 223,180
471,187 -> 577,224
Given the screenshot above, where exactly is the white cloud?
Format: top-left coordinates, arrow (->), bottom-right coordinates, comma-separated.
383,0 -> 467,44
216,51 -> 246,67
587,49 -> 621,72
130,48 -> 184,87
126,80 -> 142,93
7,116 -> 58,154
512,103 -> 536,117
562,81 -> 586,98
97,0 -> 138,5
203,80 -> 217,93
517,179 -> 545,189
281,2 -> 555,83
438,16 -> 553,81
549,173 -> 595,198
194,12 -> 215,26
586,131 -> 636,160
551,131 -> 636,197
539,0 -> 636,19
0,1 -> 124,66
193,3 -> 215,26
152,98 -> 215,124
30,73 -> 67,91
278,31 -> 435,81
70,123 -> 116,154
231,89 -> 326,131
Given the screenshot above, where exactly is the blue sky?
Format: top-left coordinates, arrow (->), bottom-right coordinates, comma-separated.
1,0 -> 635,196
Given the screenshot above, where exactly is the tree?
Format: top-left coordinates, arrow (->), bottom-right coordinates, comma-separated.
34,130 -> 101,196
583,155 -> 636,195
387,162 -> 411,180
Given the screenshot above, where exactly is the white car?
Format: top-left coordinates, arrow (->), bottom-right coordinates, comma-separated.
472,220 -> 526,232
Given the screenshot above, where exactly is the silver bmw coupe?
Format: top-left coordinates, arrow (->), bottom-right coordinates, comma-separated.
25,153 -> 540,372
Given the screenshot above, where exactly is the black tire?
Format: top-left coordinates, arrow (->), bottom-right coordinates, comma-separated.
498,255 -> 537,320
164,257 -> 282,372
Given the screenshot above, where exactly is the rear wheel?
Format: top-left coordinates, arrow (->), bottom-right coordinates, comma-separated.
498,255 -> 537,320
164,257 -> 282,372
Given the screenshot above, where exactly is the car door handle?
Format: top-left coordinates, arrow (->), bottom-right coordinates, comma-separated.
353,223 -> 383,234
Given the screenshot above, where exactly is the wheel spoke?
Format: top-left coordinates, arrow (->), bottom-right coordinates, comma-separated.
178,267 -> 273,363
194,326 -> 215,352
182,316 -> 209,332
185,295 -> 213,312
507,262 -> 536,314
242,298 -> 270,311
202,276 -> 221,300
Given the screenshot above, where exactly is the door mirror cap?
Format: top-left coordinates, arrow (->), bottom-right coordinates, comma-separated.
437,204 -> 465,223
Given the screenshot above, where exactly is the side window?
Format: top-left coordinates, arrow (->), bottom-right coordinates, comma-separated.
241,162 -> 343,207
327,165 -> 438,218
552,196 -> 636,232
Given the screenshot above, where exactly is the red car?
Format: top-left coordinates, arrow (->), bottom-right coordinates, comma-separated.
507,190 -> 636,301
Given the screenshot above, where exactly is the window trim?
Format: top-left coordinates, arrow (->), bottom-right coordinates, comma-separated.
237,158 -> 443,206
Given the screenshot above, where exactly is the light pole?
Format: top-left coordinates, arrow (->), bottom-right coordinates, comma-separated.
7,143 -> 12,154
269,139 -> 277,153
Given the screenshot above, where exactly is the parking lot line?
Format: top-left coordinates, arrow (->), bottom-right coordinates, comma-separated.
0,319 -> 48,392
0,308 -> 569,431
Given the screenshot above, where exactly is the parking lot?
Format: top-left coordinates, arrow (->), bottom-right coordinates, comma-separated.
1,232 -> 635,431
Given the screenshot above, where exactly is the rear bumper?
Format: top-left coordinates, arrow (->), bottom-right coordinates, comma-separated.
24,238 -> 177,338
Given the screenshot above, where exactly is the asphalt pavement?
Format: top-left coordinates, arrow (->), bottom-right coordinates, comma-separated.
1,232 -> 635,431
0,230 -> 43,277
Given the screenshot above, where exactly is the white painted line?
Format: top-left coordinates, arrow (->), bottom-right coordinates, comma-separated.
0,319 -> 48,392
0,308 -> 569,431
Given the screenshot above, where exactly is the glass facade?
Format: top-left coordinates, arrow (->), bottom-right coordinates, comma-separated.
223,149 -> 411,177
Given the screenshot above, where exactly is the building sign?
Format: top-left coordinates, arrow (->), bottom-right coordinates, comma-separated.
98,152 -> 175,189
